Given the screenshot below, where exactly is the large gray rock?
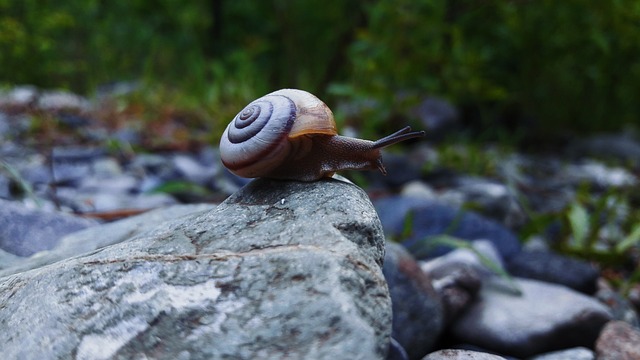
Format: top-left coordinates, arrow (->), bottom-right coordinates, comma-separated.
450,278 -> 612,358
0,178 -> 392,359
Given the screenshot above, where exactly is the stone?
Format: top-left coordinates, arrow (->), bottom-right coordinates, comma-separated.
387,337 -> 409,360
420,243 -> 490,323
0,204 -> 215,276
429,265 -> 482,324
400,180 -> 437,200
0,112 -> 9,138
422,349 -> 506,360
383,242 -> 444,359
91,157 -> 124,178
628,284 -> 640,311
442,176 -> 525,228
77,174 -> 138,194
172,153 -> 217,186
529,347 -> 595,360
595,282 -> 640,328
0,248 -> 23,271
95,81 -> 140,98
129,153 -> 176,179
562,161 -> 637,189
409,96 -> 459,139
0,199 -> 99,257
595,320 -> 640,360
506,250 -> 599,294
0,172 -> 10,199
371,152 -> 424,187
37,89 -> 90,111
450,278 -> 612,358
421,239 -> 505,279
568,133 -> 640,166
374,197 -> 520,260
56,113 -> 92,128
0,178 -> 392,359
56,188 -> 178,214
52,145 -> 106,162
0,85 -> 38,110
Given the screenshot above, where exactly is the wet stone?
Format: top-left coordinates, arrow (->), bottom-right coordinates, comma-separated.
374,196 -> 521,260
506,250 -> 599,294
0,199 -> 98,257
383,242 -> 444,359
450,278 -> 612,358
422,349 -> 507,360
529,347 -> 595,360
595,320 -> 640,360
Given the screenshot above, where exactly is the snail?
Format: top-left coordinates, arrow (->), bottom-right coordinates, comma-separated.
219,89 -> 425,181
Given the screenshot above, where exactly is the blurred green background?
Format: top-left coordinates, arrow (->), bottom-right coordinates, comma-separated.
1,0 -> 639,141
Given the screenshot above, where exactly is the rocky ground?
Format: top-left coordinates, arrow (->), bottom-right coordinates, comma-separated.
1,85 -> 639,359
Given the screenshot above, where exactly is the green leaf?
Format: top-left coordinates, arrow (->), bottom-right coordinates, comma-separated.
399,210 -> 415,242
0,160 -> 41,207
568,203 -> 590,249
616,223 -> 640,253
149,181 -> 211,197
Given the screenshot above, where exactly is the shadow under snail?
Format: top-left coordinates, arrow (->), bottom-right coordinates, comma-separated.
219,88 -> 425,181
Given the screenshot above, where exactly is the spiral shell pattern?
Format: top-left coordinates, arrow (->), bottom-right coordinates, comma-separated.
220,93 -> 297,177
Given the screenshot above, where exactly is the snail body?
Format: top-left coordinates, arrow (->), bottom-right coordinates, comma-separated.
219,89 -> 424,181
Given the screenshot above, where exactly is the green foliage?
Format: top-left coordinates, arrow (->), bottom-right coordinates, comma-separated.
616,224 -> 640,254
1,0 -> 640,137
567,202 -> 590,250
150,180 -> 212,197
431,140 -> 640,291
340,0 -> 640,136
0,160 -> 40,206
0,0 -> 361,94
558,188 -> 640,294
0,0 -> 213,92
561,188 -> 640,260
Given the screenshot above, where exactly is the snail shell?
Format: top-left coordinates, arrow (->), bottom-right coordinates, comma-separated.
220,89 -> 424,181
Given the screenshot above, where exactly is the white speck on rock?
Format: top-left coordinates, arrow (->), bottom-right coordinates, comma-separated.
122,273 -> 224,310
76,317 -> 150,360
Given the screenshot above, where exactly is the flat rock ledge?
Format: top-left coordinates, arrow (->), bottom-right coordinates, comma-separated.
0,178 -> 392,360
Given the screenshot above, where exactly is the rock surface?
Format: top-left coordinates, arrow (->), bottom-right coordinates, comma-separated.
0,199 -> 99,256
450,278 -> 612,358
420,242 -> 494,323
529,347 -> 595,360
383,242 -> 443,359
595,283 -> 640,327
0,178 -> 392,359
506,250 -> 599,294
422,349 -> 506,360
595,320 -> 640,360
